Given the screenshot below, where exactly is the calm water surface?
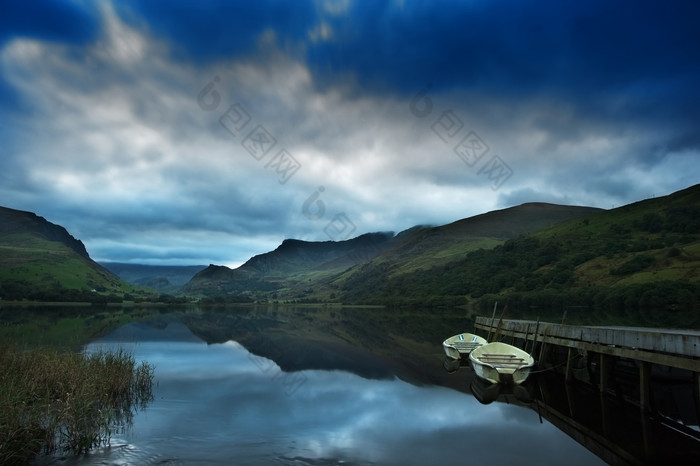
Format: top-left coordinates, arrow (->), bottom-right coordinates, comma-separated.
48,319 -> 605,466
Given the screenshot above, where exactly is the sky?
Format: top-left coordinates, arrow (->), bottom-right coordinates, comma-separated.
1,0 -> 699,266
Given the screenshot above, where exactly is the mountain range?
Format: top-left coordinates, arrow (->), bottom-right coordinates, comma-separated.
1,184 -> 699,327
184,202 -> 601,300
99,262 -> 207,294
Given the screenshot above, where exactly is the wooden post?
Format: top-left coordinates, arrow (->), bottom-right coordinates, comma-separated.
486,302 -> 498,342
639,361 -> 651,411
599,353 -> 610,393
695,371 -> 700,425
600,391 -> 611,436
524,323 -> 531,353
565,347 -> 573,384
539,341 -> 547,365
493,303 -> 508,342
538,326 -> 548,364
640,409 -> 653,460
565,380 -> 575,418
530,318 -> 540,359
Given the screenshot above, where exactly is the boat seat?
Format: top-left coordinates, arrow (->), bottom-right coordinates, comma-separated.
478,355 -> 525,361
478,357 -> 526,361
451,342 -> 481,349
476,355 -> 527,367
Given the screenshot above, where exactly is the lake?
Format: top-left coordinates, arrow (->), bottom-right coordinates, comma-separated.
20,305 -> 699,464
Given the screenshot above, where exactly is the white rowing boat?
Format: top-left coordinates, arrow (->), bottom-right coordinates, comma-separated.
442,333 -> 487,360
469,341 -> 534,385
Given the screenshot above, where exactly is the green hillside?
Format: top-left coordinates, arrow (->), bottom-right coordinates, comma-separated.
5,182 -> 698,325
0,207 -> 150,302
338,203 -> 600,279
332,185 -> 700,328
184,232 -> 397,300
184,203 -> 600,302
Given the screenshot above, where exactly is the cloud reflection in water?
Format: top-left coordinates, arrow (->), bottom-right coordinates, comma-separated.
79,326 -> 603,465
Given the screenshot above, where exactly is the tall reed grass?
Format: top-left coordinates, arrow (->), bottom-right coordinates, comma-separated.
0,344 -> 154,464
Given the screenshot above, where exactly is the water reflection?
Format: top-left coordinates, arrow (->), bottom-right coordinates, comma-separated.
469,376 -> 534,406
534,372 -> 700,465
48,319 -> 603,466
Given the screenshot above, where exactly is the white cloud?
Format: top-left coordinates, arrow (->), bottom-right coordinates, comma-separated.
96,1 -> 147,64
1,1 -> 696,265
308,21 -> 333,44
318,0 -> 353,17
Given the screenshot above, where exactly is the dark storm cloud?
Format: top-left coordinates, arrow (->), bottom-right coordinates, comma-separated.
114,0 -> 317,62
112,0 -> 700,153
1,0 -> 698,265
307,0 -> 700,96
98,1 -> 700,95
0,0 -> 99,113
0,0 -> 99,46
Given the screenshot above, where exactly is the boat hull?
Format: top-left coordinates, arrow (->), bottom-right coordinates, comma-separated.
471,362 -> 532,385
469,342 -> 534,385
442,333 -> 487,360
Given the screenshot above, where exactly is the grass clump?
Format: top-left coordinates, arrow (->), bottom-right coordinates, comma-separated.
0,344 -> 154,464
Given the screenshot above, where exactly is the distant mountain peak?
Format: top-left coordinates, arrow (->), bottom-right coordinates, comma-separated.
0,206 -> 90,258
0,205 -> 152,301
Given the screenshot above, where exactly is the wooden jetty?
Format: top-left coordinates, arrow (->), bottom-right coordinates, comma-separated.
534,372 -> 700,465
474,316 -> 700,411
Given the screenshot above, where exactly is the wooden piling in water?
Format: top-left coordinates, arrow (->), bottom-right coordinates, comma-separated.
695,372 -> 700,429
530,318 -> 540,358
639,361 -> 651,411
599,353 -> 611,393
538,325 -> 548,363
473,316 -> 700,413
